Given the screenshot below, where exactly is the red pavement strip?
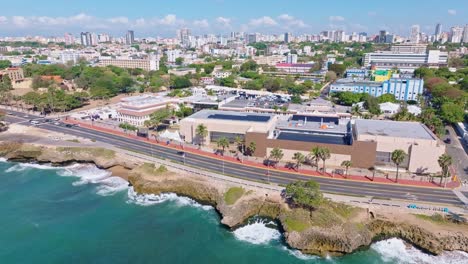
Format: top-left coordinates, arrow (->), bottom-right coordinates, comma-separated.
64,119 -> 460,190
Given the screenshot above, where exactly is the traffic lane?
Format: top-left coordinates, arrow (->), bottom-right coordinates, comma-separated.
6,112 -> 463,205
41,123 -> 463,203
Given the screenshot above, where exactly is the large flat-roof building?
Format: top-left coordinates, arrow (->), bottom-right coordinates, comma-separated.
97,55 -> 159,71
117,95 -> 179,126
330,78 -> 424,101
354,119 -> 445,173
363,49 -> 448,72
180,110 -> 445,173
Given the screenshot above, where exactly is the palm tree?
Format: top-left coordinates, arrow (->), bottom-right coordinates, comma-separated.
216,137 -> 230,156
247,141 -> 256,156
391,149 -> 407,183
292,152 -> 306,171
269,147 -> 284,168
351,105 -> 361,117
341,160 -> 352,178
309,146 -> 322,171
318,147 -> 331,173
195,124 -> 208,148
234,135 -> 245,154
437,154 -> 453,187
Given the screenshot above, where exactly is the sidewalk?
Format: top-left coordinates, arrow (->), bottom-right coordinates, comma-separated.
63,117 -> 460,190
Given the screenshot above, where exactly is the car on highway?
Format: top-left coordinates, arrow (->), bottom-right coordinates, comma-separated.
23,115 -> 29,118
30,120 -> 40,125
444,138 -> 451,144
65,124 -> 73,128
53,122 -> 60,125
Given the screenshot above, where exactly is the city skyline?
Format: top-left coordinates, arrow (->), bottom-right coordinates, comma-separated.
0,0 -> 466,37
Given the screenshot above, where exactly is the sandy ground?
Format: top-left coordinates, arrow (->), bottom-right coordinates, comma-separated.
107,165 -> 132,180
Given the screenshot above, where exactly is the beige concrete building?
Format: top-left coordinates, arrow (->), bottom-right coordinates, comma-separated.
97,56 -> 159,71
179,110 -> 277,144
0,67 -> 24,83
354,119 -> 445,174
117,95 -> 179,126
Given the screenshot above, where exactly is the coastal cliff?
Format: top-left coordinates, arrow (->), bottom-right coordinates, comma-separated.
1,142 -> 467,257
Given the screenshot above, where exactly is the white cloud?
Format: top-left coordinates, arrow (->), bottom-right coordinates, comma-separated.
0,16 -> 7,24
12,16 -> 29,27
278,14 -> 294,21
448,9 -> 456,15
216,16 -> 231,27
277,14 -> 307,28
158,14 -> 178,25
249,16 -> 277,27
107,16 -> 129,24
368,11 -> 377,16
329,16 -> 345,22
193,19 -> 209,28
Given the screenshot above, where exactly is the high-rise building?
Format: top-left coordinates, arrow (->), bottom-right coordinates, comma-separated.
434,23 -> 442,40
286,53 -> 298,64
378,30 -> 387,43
462,25 -> 468,43
80,32 -> 92,46
410,25 -> 420,43
247,33 -> 257,44
64,33 -> 75,45
284,32 -> 291,43
450,26 -> 463,43
177,28 -> 191,47
126,30 -> 135,45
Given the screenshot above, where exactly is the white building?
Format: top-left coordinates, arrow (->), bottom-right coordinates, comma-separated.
117,95 -> 179,126
97,54 -> 159,71
410,25 -> 420,43
286,53 -> 298,64
463,25 -> 468,43
166,49 -> 182,63
451,26 -> 464,43
60,50 -> 81,65
213,71 -> 231,79
363,49 -> 448,72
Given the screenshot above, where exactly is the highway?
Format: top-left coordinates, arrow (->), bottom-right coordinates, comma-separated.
3,109 -> 464,206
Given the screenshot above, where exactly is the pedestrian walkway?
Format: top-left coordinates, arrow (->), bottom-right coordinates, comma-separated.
63,118 -> 460,189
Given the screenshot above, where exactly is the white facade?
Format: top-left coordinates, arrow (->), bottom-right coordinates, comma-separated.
363,50 -> 448,72
60,50 -> 81,65
451,26 -> 464,43
213,71 -> 231,79
166,49 -> 182,63
410,25 -> 420,43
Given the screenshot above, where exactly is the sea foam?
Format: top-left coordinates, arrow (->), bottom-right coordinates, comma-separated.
233,220 -> 281,245
372,238 -> 468,264
126,187 -> 212,210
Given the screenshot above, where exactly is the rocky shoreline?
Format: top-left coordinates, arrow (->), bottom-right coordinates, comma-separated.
1,142 -> 468,257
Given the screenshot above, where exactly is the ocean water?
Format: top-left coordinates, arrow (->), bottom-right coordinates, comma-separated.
0,159 -> 467,264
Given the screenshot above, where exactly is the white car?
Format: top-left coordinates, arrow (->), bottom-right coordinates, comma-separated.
53,122 -> 60,125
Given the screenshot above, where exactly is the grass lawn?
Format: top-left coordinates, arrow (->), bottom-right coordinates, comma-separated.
224,187 -> 245,205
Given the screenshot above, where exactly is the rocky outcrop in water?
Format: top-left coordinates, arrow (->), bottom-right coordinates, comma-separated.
2,143 -> 468,257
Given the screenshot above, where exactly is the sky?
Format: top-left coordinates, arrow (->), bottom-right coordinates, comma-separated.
0,0 -> 466,37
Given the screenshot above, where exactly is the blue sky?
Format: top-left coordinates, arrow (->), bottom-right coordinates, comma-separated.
0,0 -> 466,37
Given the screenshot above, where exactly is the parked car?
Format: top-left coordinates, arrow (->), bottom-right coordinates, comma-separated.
444,138 -> 451,144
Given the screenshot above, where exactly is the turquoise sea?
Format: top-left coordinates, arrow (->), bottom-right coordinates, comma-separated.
0,159 -> 467,264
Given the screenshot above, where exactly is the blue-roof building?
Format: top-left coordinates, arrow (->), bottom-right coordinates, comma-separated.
329,78 -> 424,101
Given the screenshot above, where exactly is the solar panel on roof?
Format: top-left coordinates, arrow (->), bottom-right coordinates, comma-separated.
207,114 -> 271,122
277,132 -> 349,145
291,115 -> 339,124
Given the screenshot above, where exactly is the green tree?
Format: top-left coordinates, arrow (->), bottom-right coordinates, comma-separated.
341,160 -> 352,178
318,147 -> 331,173
195,124 -> 208,148
218,76 -> 236,87
0,60 -> 11,70
328,64 -> 346,77
269,147 -> 284,167
309,146 -> 322,171
247,141 -> 256,156
234,135 -> 245,154
391,149 -> 407,183
119,122 -> 138,131
378,94 -> 397,103
170,76 -> 192,88
144,106 -> 171,128
292,152 -> 306,171
440,102 -> 464,123
285,180 -> 323,209
364,96 -> 381,115
240,60 -> 258,72
437,154 -> 453,187
203,64 -> 215,74
216,137 -> 230,156
175,57 -> 184,66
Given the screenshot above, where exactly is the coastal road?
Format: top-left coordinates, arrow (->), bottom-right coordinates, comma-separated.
3,110 -> 465,206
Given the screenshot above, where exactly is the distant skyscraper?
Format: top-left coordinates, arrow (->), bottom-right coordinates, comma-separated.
125,30 -> 135,45
284,32 -> 291,43
410,25 -> 420,43
80,32 -> 93,46
462,25 -> 468,43
177,28 -> 191,47
378,30 -> 387,43
64,33 -> 74,45
434,23 -> 442,40
450,26 -> 463,43
247,33 -> 257,44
